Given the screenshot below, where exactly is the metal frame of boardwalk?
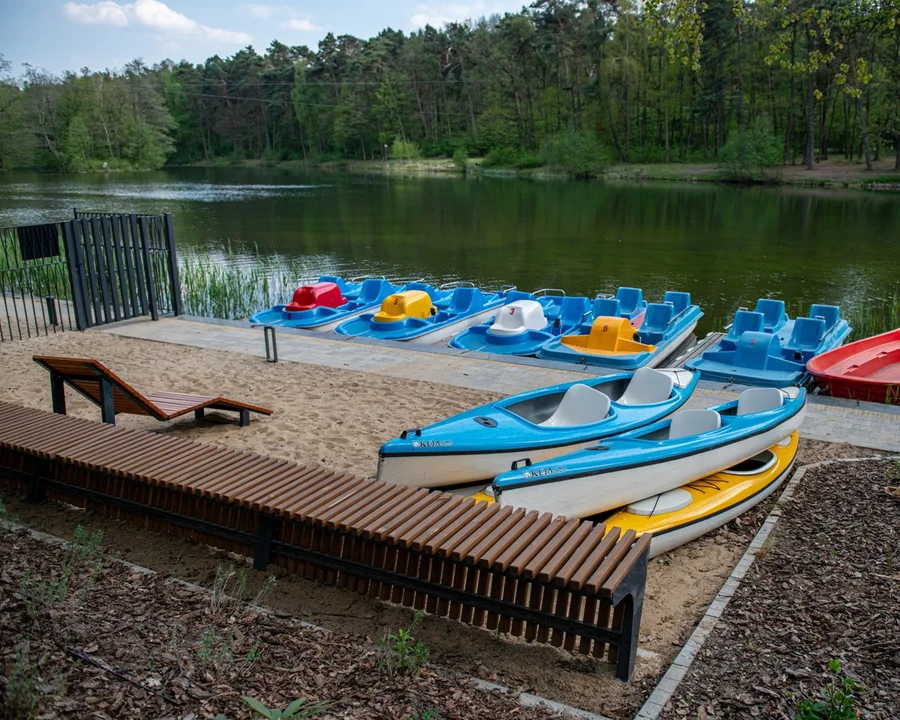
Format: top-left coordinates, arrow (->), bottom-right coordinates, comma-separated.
1,1 -> 900,177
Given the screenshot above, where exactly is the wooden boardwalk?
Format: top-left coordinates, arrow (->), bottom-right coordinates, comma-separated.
0,401 -> 650,680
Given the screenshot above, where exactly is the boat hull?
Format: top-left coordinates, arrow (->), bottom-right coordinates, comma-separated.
807,328 -> 900,404
604,432 -> 798,557
493,389 -> 806,518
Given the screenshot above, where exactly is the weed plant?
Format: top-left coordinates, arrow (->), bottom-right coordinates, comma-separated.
378,611 -> 429,677
796,659 -> 862,720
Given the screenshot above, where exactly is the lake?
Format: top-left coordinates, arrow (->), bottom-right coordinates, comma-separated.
1,167 -> 898,334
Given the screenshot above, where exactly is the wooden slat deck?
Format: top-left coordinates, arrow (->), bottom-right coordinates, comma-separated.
0,400 -> 649,680
32,356 -> 273,426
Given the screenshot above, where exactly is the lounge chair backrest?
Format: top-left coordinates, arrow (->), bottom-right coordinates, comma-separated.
663,291 -> 691,316
616,287 -> 643,315
539,384 -> 611,427
737,387 -> 784,416
669,409 -> 722,440
786,316 -> 825,352
729,310 -> 765,339
808,304 -> 840,332
641,303 -> 675,334
593,297 -> 621,318
753,298 -> 786,330
617,367 -> 674,406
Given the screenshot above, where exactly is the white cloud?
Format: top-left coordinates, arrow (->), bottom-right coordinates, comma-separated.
63,0 -> 251,44
242,3 -> 275,19
280,18 -> 321,31
410,2 -> 523,29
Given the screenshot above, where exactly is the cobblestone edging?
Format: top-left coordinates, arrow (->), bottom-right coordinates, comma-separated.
632,456 -> 888,720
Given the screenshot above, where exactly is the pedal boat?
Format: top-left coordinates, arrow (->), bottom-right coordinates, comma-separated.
249,275 -> 403,331
377,367 -> 699,488
686,301 -> 851,387
604,431 -> 798,557
807,327 -> 900,404
449,290 -> 591,356
537,291 -> 702,370
335,282 -> 517,344
489,386 -> 806,518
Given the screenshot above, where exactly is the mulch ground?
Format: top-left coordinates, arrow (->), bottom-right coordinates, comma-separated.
0,525 -> 557,720
659,459 -> 900,719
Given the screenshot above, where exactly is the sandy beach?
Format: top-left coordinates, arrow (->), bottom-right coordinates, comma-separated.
0,327 -> 878,716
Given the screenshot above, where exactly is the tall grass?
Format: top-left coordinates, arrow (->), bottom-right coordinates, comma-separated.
0,227 -> 72,300
178,244 -> 330,320
844,293 -> 900,340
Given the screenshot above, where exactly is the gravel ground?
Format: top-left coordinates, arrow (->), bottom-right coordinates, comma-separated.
658,459 -> 900,720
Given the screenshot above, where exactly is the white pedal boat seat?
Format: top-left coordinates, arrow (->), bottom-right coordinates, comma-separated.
539,384 -> 611,427
488,300 -> 547,337
617,367 -> 675,406
737,387 -> 784,415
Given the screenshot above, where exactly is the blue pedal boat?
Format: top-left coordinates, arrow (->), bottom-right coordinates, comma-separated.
377,367 -> 699,488
448,290 -> 591,356
537,291 -> 703,370
489,385 -> 806,518
685,300 -> 852,387
249,275 -> 403,332
334,282 -> 516,344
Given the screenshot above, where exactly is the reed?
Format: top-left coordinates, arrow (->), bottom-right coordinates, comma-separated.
177,244 -> 329,320
0,227 -> 73,301
844,294 -> 900,340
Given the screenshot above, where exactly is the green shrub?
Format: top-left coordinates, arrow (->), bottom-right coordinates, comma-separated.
452,147 -> 468,171
796,659 -> 861,720
718,117 -> 783,182
392,138 -> 422,160
540,128 -> 609,178
482,146 -> 541,169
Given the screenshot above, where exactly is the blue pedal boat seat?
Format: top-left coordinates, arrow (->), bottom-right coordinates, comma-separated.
754,299 -> 788,333
616,287 -> 645,319
808,304 -> 840,333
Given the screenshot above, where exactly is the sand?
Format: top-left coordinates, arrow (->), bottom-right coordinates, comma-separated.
0,328 -> 878,717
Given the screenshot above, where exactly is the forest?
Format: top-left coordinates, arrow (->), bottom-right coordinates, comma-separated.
0,0 -> 899,177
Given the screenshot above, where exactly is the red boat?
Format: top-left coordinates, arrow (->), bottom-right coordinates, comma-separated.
807,328 -> 900,404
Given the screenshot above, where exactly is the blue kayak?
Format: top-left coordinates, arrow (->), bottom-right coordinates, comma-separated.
537,291 -> 703,370
685,301 -> 852,387
335,282 -> 517,344
249,275 -> 403,331
377,367 -> 699,488
490,386 -> 806,517
448,291 -> 591,356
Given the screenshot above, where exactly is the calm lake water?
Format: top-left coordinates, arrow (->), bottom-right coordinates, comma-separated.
2,168 -> 898,334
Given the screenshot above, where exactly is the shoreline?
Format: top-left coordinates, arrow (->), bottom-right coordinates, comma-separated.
168,157 -> 900,191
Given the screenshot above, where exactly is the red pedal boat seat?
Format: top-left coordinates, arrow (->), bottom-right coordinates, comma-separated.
286,282 -> 346,312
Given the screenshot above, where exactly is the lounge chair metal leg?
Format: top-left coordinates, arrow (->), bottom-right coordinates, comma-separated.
50,371 -> 66,415
194,408 -> 205,421
99,378 -> 116,425
239,409 -> 250,427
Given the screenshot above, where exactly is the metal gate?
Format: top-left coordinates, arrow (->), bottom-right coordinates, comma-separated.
0,212 -> 182,342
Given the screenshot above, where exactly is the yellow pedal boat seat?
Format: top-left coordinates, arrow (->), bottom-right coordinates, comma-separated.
561,316 -> 655,356
374,290 -> 435,323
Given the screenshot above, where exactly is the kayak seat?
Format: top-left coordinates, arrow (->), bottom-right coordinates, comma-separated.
559,296 -> 588,327
784,317 -> 825,356
734,331 -> 779,369
616,287 -> 644,316
663,291 -> 691,317
617,367 -> 674,406
736,387 -> 784,416
808,304 -> 840,332
489,300 -> 546,336
641,303 -> 675,334
593,297 -> 621,318
539,384 -> 611,427
754,298 -> 787,331
668,409 -> 722,440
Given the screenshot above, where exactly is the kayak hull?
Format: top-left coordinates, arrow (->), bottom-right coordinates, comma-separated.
806,328 -> 900,404
492,387 -> 806,518
605,432 -> 799,557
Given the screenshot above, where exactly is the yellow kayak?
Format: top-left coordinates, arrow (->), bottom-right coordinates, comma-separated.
605,431 -> 799,557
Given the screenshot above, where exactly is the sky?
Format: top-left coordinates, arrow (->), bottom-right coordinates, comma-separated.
0,0 -> 527,76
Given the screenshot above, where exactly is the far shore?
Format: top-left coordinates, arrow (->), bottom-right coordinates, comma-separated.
172,156 -> 900,190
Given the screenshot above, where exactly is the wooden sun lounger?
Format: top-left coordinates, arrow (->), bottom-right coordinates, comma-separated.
33,356 -> 273,427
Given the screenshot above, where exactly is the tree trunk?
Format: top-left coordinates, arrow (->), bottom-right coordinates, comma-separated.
856,95 -> 872,170
803,67 -> 814,170
786,24 -> 797,164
